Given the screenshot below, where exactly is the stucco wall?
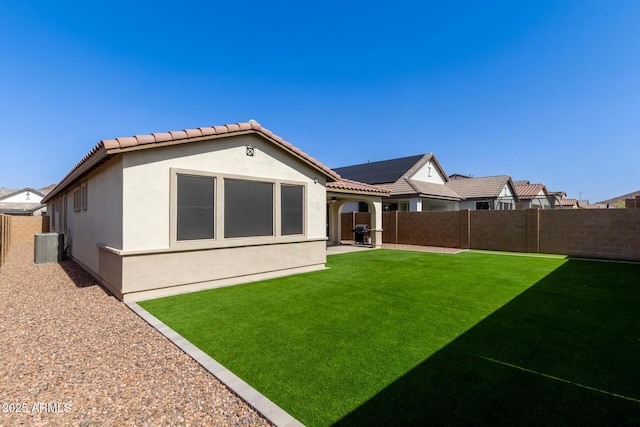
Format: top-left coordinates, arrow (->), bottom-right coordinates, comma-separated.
411,160 -> 446,184
121,134 -> 327,251
47,157 -> 124,275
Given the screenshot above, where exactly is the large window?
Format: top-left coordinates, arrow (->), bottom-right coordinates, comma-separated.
281,184 -> 304,235
176,174 -> 215,241
224,179 -> 273,238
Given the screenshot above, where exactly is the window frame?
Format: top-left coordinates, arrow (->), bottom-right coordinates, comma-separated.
176,173 -> 216,242
280,183 -> 305,236
223,177 -> 275,239
169,168 -> 308,249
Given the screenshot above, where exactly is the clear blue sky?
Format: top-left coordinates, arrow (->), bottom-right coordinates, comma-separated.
1,1 -> 638,202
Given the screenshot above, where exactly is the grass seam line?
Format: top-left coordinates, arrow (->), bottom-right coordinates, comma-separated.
471,353 -> 640,404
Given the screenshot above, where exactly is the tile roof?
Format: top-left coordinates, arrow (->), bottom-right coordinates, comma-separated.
43,121 -> 341,203
515,183 -> 546,200
445,175 -> 513,199
333,154 -> 428,184
0,202 -> 44,213
556,198 -> 580,207
408,179 -> 462,200
326,179 -> 390,196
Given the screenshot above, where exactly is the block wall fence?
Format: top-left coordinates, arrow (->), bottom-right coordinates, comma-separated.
0,215 -> 50,267
341,209 -> 640,261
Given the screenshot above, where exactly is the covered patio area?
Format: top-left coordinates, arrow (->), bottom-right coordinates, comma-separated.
326,179 -> 390,248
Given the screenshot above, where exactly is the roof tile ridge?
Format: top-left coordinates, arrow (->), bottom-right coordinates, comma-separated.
404,177 -> 422,193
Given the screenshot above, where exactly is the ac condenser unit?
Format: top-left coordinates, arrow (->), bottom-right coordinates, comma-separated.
34,233 -> 64,264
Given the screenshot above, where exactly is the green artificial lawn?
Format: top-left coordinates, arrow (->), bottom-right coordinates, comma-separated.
139,250 -> 640,426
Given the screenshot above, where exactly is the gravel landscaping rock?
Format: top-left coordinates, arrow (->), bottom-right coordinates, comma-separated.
0,243 -> 272,426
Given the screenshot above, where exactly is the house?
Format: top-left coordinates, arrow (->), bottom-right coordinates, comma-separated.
578,200 -> 608,209
42,121 -> 387,301
556,198 -> 581,209
0,188 -> 48,215
334,154 -> 462,212
334,154 -> 519,212
513,181 -> 556,209
445,175 -> 518,210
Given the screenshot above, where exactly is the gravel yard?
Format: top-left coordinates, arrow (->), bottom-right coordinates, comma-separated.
0,243 -> 271,427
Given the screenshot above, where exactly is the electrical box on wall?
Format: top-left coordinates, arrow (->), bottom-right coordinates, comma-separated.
34,233 -> 64,264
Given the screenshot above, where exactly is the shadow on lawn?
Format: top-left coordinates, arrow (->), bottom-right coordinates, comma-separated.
334,259 -> 640,426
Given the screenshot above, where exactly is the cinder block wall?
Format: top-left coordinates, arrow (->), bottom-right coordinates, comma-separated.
470,210 -> 528,253
9,216 -> 50,246
540,208 -> 640,260
397,211 -> 463,247
377,209 -> 639,261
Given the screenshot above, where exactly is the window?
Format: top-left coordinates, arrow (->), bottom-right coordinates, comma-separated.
224,179 -> 273,238
80,182 -> 88,211
176,174 -> 215,241
73,187 -> 81,212
281,184 -> 304,235
476,201 -> 490,210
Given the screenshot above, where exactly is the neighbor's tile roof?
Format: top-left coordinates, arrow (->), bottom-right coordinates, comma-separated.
43,121 -> 340,203
445,175 -> 512,199
515,183 -> 546,200
333,154 -> 428,184
387,178 -> 461,200
326,179 -> 390,196
556,198 -> 580,207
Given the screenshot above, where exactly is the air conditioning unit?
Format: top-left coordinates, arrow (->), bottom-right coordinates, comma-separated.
34,233 -> 64,264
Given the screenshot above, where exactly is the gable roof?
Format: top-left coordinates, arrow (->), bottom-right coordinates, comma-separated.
43,121 -> 340,203
514,183 -> 548,200
445,175 -> 514,199
333,154 -> 429,185
556,198 -> 580,208
0,188 -> 45,202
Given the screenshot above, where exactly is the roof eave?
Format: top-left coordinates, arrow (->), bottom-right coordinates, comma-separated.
42,148 -> 109,204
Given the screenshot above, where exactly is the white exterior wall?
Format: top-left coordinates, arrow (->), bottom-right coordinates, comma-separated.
422,199 -> 459,211
47,158 -> 124,275
1,190 -> 43,204
409,197 -> 423,212
498,184 -> 517,209
411,160 -> 446,184
531,190 -> 553,209
339,201 -> 361,213
121,134 -> 326,251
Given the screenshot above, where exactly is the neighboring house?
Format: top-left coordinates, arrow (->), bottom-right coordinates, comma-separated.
0,188 -> 47,215
579,200 -> 608,209
42,121 -> 386,301
514,181 -> 556,209
556,198 -> 581,209
334,154 -> 519,212
334,154 -> 462,212
445,175 -> 518,210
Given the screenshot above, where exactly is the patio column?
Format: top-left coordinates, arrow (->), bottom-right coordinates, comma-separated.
327,200 -> 343,245
369,199 -> 383,248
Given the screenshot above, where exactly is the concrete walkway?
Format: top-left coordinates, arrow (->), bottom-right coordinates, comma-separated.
326,243 -> 374,255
